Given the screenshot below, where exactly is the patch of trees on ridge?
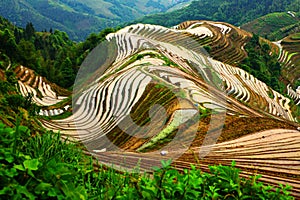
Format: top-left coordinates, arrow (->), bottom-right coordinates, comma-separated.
238,34 -> 284,93
0,16 -> 116,88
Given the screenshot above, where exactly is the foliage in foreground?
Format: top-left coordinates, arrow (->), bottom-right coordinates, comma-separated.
0,122 -> 294,200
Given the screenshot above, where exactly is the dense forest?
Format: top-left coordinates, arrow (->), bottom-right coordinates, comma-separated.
135,0 -> 300,27
0,16 -> 116,88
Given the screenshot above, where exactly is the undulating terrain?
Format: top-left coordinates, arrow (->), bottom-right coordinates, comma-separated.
135,0 -> 300,28
2,0 -> 300,41
0,0 -> 193,40
241,11 -> 300,41
1,1 -> 300,198
10,20 -> 300,197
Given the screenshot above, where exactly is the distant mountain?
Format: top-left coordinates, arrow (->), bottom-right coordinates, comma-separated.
134,0 -> 300,28
0,0 -> 193,40
241,11 -> 300,41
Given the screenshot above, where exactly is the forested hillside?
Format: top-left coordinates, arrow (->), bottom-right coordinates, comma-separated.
0,0 -> 192,40
241,11 -> 300,41
0,16 -> 116,88
135,0 -> 300,27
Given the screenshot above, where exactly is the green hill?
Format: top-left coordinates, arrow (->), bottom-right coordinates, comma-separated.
0,0 -> 193,41
134,0 -> 300,28
241,11 -> 300,41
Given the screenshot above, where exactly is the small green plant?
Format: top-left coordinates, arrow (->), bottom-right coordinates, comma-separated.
0,121 -> 91,199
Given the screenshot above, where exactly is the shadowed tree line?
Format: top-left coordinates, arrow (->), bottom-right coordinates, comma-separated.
0,17 -> 116,88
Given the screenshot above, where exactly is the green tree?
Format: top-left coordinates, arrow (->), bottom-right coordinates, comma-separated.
60,57 -> 75,88
17,39 -> 38,70
239,35 -> 283,93
25,22 -> 35,40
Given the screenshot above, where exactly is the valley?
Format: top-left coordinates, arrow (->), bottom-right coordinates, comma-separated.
0,0 -> 193,40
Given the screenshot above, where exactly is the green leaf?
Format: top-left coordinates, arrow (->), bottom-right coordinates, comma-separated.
19,125 -> 29,133
231,160 -> 236,167
48,188 -> 60,197
35,183 -> 53,195
28,169 -> 36,178
16,185 -> 36,200
0,186 -> 12,195
240,195 -> 252,200
22,154 -> 32,160
14,164 -> 25,171
161,159 -> 172,168
24,159 -> 39,170
4,151 -> 14,163
152,166 -> 161,171
142,189 -> 155,199
5,167 -> 18,177
75,186 -> 88,200
186,190 -> 199,198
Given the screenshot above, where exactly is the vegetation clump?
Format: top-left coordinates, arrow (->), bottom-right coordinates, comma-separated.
0,16 -> 116,88
238,34 -> 284,93
0,122 -> 294,199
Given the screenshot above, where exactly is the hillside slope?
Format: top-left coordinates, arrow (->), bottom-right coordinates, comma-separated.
0,0 -> 193,40
241,11 -> 300,41
135,0 -> 300,28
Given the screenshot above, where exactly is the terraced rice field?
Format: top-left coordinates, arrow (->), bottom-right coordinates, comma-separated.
16,21 -> 300,197
14,66 -> 71,116
273,34 -> 300,119
175,21 -> 251,65
275,33 -> 300,84
288,84 -> 300,105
